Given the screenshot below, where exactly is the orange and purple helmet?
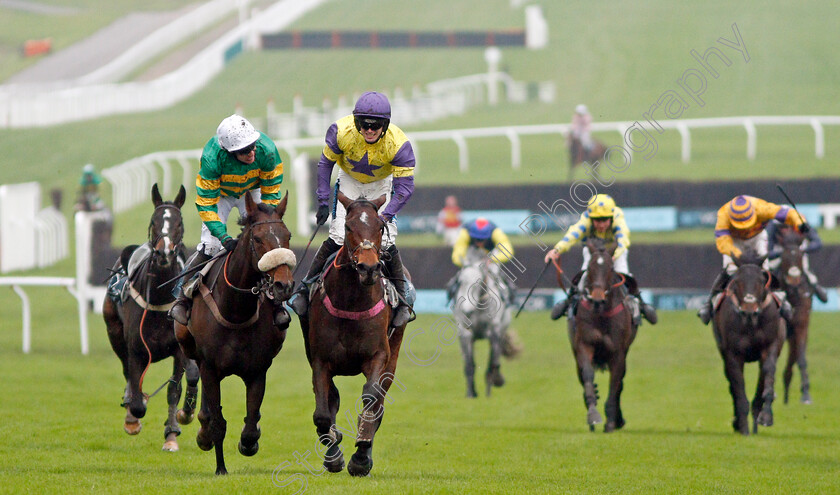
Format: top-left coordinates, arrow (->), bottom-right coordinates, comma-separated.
728,195 -> 757,230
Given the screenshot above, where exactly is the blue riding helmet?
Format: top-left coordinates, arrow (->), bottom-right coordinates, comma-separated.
467,218 -> 496,240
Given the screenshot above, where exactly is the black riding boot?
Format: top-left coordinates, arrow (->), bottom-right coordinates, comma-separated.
628,287 -> 658,325
384,245 -> 414,328
698,270 -> 730,325
289,238 -> 340,317
810,279 -> 829,303
168,249 -> 212,325
550,286 -> 577,321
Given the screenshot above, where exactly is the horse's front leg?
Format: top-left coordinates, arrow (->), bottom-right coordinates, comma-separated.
196,366 -> 227,475
125,348 -> 148,425
348,352 -> 390,477
797,337 -> 812,404
575,343 -> 601,431
782,332 -> 797,404
754,346 -> 781,432
485,327 -> 505,396
177,359 -> 199,425
458,332 -> 477,398
722,354 -> 749,435
604,354 -> 627,433
312,362 -> 343,473
162,355 -> 187,452
238,372 -> 265,457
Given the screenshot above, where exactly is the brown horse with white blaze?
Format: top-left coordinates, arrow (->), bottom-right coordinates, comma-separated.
174,192 -> 295,474
298,192 -> 408,477
568,238 -> 637,432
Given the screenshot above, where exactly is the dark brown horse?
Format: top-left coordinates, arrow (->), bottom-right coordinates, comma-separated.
174,192 -> 295,474
568,135 -> 607,181
774,226 -> 814,405
711,253 -> 785,435
568,238 -> 637,432
104,183 -> 199,451
299,192 -> 407,477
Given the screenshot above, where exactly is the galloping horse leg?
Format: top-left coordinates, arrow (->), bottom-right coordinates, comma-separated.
485,328 -> 505,397
238,372 -> 266,457
604,355 -> 627,433
312,363 -> 344,473
162,355 -> 187,452
196,366 -> 227,475
177,359 -> 199,425
754,349 -> 780,433
348,356 -> 388,477
458,333 -> 477,398
122,382 -> 142,435
576,345 -> 602,431
782,331 -> 796,404
723,355 -> 750,435
125,351 -> 148,421
797,343 -> 812,404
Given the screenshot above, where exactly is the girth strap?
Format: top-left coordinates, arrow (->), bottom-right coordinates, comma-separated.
198,284 -> 261,330
128,283 -> 175,312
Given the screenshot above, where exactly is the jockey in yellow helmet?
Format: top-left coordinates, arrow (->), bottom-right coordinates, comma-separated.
544,194 -> 657,324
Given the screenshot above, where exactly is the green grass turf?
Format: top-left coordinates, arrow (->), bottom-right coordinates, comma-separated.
1,297 -> 839,493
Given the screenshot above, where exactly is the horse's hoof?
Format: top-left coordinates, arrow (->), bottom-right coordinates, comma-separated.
162,440 -> 179,452
196,428 -> 213,451
324,456 -> 345,473
176,409 -> 195,425
238,439 -> 259,457
587,406 -> 602,428
492,373 -> 505,387
347,452 -> 373,477
215,466 -> 228,476
801,392 -> 812,405
757,412 -> 774,427
604,422 -> 616,433
123,420 -> 142,435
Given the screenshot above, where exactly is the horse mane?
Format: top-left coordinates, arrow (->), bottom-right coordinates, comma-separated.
237,202 -> 276,227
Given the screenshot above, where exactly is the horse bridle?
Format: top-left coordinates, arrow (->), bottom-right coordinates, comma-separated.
223,218 -> 291,296
724,268 -> 774,315
147,204 -> 184,263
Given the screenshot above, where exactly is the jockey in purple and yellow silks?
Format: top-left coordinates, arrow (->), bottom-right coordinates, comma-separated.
290,91 -> 416,329
169,114 -> 286,327
697,195 -> 806,325
544,194 -> 657,324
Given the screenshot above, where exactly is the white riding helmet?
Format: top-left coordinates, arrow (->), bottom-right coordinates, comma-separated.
216,114 -> 260,152
575,104 -> 589,115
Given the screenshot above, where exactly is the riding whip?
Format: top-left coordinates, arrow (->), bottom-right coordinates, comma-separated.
293,222 -> 323,277
514,259 -> 552,319
775,183 -> 807,225
156,250 -> 228,290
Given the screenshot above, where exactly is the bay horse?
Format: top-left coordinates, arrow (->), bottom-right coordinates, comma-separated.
451,247 -> 510,398
773,225 -> 814,404
174,192 -> 295,475
568,135 -> 607,181
711,252 -> 785,435
299,192 -> 407,477
567,238 -> 637,432
103,183 -> 199,452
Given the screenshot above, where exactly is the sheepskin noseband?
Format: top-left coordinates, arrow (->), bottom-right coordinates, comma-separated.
258,247 -> 297,272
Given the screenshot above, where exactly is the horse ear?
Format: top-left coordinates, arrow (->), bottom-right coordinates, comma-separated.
151,183 -> 162,206
275,191 -> 289,218
244,191 -> 257,216
372,194 -> 387,209
337,191 -> 352,209
174,185 -> 186,209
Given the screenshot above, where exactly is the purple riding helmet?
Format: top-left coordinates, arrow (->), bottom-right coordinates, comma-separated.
353,91 -> 391,138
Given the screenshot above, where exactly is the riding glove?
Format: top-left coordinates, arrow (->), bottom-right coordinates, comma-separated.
316,204 -> 330,226
223,237 -> 238,253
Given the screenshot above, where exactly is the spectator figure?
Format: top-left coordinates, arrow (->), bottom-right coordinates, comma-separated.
75,164 -> 106,212
437,195 -> 463,246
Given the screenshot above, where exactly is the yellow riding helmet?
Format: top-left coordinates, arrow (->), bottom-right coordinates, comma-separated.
587,194 -> 616,218
728,195 -> 757,230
